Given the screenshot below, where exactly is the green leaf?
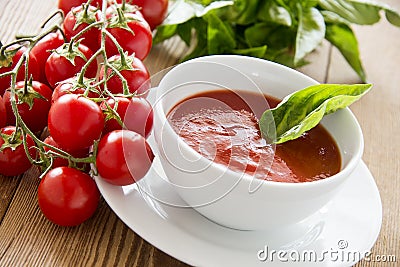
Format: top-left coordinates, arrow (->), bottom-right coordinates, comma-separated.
226,0 -> 260,25
321,10 -> 351,25
319,0 -> 400,27
325,23 -> 366,82
232,45 -> 267,57
177,22 -> 193,46
153,24 -> 178,44
295,6 -> 325,65
154,0 -> 233,46
257,1 -> 292,26
245,23 -> 294,50
180,18 -> 208,61
319,0 -> 380,25
386,9 -> 400,27
259,84 -> 372,144
161,0 -> 233,26
244,23 -> 274,47
205,12 -> 236,54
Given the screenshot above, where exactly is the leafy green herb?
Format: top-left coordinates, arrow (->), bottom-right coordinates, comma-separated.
259,83 -> 372,144
154,0 -> 400,81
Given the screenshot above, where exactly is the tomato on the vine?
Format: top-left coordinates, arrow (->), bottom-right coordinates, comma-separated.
38,166 -> 100,226
43,135 -> 90,169
51,77 -> 99,103
0,96 -> 6,128
48,94 -> 104,151
3,81 -> 52,132
128,0 -> 168,30
0,46 -> 40,95
100,96 -> 153,137
103,11 -> 152,60
63,5 -> 101,53
58,0 -> 103,16
100,97 -> 153,138
45,42 -> 97,88
99,54 -> 150,95
96,130 -> 154,186
0,126 -> 36,176
30,32 -> 65,85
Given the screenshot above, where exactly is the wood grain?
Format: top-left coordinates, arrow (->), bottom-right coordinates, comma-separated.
0,0 -> 399,266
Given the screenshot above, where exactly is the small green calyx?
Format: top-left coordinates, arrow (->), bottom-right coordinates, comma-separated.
71,76 -> 100,96
0,129 -> 23,152
109,52 -> 138,71
15,81 -> 46,110
102,100 -> 125,127
56,40 -> 87,66
72,3 -> 99,31
107,8 -> 137,35
0,46 -> 20,67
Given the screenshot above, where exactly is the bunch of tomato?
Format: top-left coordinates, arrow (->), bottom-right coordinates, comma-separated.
0,0 -> 168,226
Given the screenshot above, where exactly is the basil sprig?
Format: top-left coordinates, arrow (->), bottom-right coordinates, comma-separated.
259,84 -> 372,144
154,0 -> 400,82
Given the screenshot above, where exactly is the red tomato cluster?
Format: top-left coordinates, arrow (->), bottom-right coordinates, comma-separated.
0,0 -> 167,227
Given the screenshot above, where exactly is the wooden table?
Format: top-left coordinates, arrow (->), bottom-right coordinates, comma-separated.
0,0 -> 399,266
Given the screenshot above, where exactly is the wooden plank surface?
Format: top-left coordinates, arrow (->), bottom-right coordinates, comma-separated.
0,0 -> 399,266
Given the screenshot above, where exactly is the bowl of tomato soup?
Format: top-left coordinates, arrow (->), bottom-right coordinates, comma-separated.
153,55 -> 364,230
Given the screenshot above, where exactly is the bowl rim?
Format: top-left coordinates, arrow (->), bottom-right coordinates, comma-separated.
155,55 -> 364,189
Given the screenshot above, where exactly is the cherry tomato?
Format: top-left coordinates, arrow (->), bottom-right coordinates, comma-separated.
48,94 -> 104,151
100,96 -> 153,137
0,126 -> 36,176
96,130 -> 154,185
51,77 -> 99,104
43,135 -> 90,169
0,46 -> 40,95
103,12 -> 152,60
0,96 -> 6,128
99,54 -> 150,95
129,0 -> 168,30
58,0 -> 103,15
63,5 -> 101,53
38,166 -> 100,226
30,32 -> 65,85
45,43 -> 97,88
105,2 -> 144,19
3,81 -> 52,132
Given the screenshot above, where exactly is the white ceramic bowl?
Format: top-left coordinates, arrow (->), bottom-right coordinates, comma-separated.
153,55 -> 364,230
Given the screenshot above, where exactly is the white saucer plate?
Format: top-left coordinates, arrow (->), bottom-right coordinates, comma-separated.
95,136 -> 382,267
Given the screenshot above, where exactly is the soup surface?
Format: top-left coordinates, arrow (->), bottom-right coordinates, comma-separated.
167,89 -> 341,183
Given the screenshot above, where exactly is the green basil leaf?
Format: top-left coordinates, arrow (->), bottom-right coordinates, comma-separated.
180,18 -> 208,62
259,84 -> 372,144
319,0 -> 400,27
205,12 -> 236,54
232,45 -> 267,57
226,0 -> 260,25
321,10 -> 351,24
245,23 -> 294,50
257,1 -> 292,26
325,23 -> 366,82
319,0 -> 380,25
294,6 -> 325,65
301,0 -> 319,9
153,24 -> 178,44
386,9 -> 400,26
161,0 -> 233,26
177,22 -> 193,46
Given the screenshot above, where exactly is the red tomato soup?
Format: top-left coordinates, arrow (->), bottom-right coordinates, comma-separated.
167,89 -> 341,183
